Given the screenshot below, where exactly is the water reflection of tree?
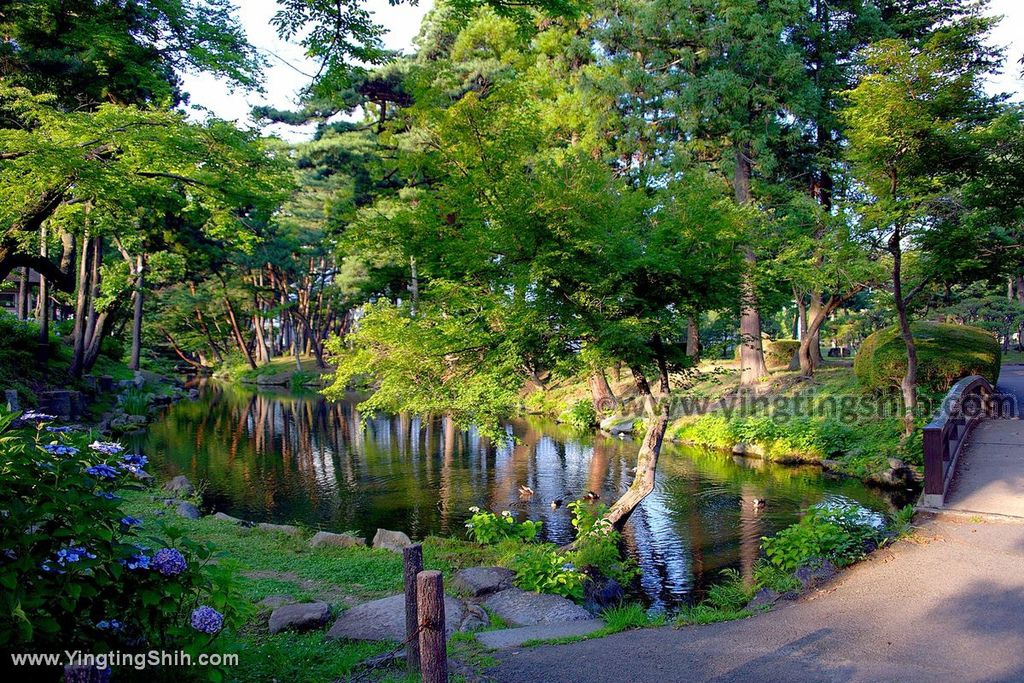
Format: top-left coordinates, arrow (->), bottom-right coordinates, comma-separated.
146,385 -> 898,607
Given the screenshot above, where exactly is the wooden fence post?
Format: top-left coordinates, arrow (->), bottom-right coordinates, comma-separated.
417,570 -> 448,683
403,544 -> 423,670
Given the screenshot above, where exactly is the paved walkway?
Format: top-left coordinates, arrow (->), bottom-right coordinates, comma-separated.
943,365 -> 1024,518
488,367 -> 1024,683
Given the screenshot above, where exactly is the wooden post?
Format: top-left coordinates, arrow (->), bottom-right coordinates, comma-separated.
417,570 -> 447,683
403,544 -> 423,670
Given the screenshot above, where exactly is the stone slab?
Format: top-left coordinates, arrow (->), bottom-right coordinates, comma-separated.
326,593 -> 465,642
482,588 -> 592,627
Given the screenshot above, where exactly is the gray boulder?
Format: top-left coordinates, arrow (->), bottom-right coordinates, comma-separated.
372,528 -> 412,552
452,567 -> 514,597
599,415 -> 635,436
482,588 -> 592,627
309,531 -> 366,549
327,594 -> 465,642
731,442 -> 748,455
175,501 -> 201,520
258,523 -> 302,537
747,588 -> 781,610
213,512 -> 247,525
794,559 -> 838,590
268,601 -> 331,634
459,604 -> 490,632
163,475 -> 194,497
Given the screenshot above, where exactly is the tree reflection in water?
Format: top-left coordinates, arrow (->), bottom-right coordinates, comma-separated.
139,380 -> 910,608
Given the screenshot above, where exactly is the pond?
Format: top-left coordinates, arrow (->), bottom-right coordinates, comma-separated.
140,380 -> 914,609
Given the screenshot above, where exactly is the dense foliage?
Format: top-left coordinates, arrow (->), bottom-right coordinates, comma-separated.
0,412 -> 244,671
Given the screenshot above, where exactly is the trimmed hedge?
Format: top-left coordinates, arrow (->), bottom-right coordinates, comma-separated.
854,322 -> 1000,393
764,339 -> 801,369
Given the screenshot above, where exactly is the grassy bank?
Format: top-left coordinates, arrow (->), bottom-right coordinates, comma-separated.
120,491 -> 506,682
527,361 -> 922,484
212,355 -> 331,389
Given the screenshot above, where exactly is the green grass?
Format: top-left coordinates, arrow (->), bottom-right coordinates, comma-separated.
215,355 -> 330,385
120,492 -> 507,682
1004,350 -> 1024,365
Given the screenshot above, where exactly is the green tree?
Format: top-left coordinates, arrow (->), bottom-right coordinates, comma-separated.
843,14 -> 1001,434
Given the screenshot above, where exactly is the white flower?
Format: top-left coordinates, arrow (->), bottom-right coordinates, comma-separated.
468,506 -> 480,514
501,510 -> 511,517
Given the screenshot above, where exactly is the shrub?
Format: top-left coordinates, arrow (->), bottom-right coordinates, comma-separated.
761,503 -> 882,571
120,388 -> 151,416
464,508 -> 541,544
674,414 -> 733,448
0,411 -> 244,671
567,501 -> 637,585
100,335 -> 127,361
0,312 -> 59,391
764,339 -> 800,369
510,544 -> 585,600
560,399 -> 597,431
854,322 -> 1000,393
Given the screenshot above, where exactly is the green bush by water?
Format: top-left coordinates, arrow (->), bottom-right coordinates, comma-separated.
855,322 -> 1000,393
761,503 -> 883,571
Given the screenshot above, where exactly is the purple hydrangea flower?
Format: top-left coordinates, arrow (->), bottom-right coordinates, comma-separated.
119,453 -> 148,474
42,443 -> 79,456
190,606 -> 224,635
120,516 -> 142,529
152,548 -> 186,576
86,464 -> 120,479
89,441 -> 124,455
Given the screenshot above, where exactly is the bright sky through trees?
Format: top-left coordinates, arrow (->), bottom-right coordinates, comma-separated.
182,0 -> 1022,142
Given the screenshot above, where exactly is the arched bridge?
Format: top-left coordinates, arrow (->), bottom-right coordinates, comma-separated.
921,366 -> 1024,516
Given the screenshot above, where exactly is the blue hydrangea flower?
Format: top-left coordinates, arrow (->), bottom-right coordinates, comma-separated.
42,443 -> 79,456
152,548 -> 187,576
45,425 -> 77,434
21,410 -> 56,422
86,464 -> 120,479
95,491 -> 120,500
120,516 -> 142,529
96,619 -> 124,632
89,441 -> 124,455
190,606 -> 224,635
119,453 -> 148,473
54,545 -> 96,566
121,548 -> 151,570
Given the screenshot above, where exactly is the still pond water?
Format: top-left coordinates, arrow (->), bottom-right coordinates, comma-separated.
142,381 -> 912,608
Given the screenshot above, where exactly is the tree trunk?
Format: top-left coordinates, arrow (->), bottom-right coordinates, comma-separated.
890,229 -> 918,438
36,224 -> 49,365
70,230 -> 91,378
603,362 -> 670,531
16,267 -> 28,320
84,237 -> 102,350
218,275 -> 257,370
588,370 -> 616,412
808,291 -> 825,367
686,315 -> 700,360
82,310 -> 111,372
128,253 -> 145,371
733,144 -> 768,386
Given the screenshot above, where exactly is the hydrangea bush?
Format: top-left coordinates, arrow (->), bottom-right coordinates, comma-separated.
0,410 -> 246,676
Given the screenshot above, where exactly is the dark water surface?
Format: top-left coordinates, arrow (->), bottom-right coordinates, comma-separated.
142,381 -> 911,608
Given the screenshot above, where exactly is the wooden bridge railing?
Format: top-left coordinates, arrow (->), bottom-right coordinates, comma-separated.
921,375 -> 994,508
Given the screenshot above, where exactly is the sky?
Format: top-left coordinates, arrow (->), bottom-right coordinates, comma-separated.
182,0 -> 1023,141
